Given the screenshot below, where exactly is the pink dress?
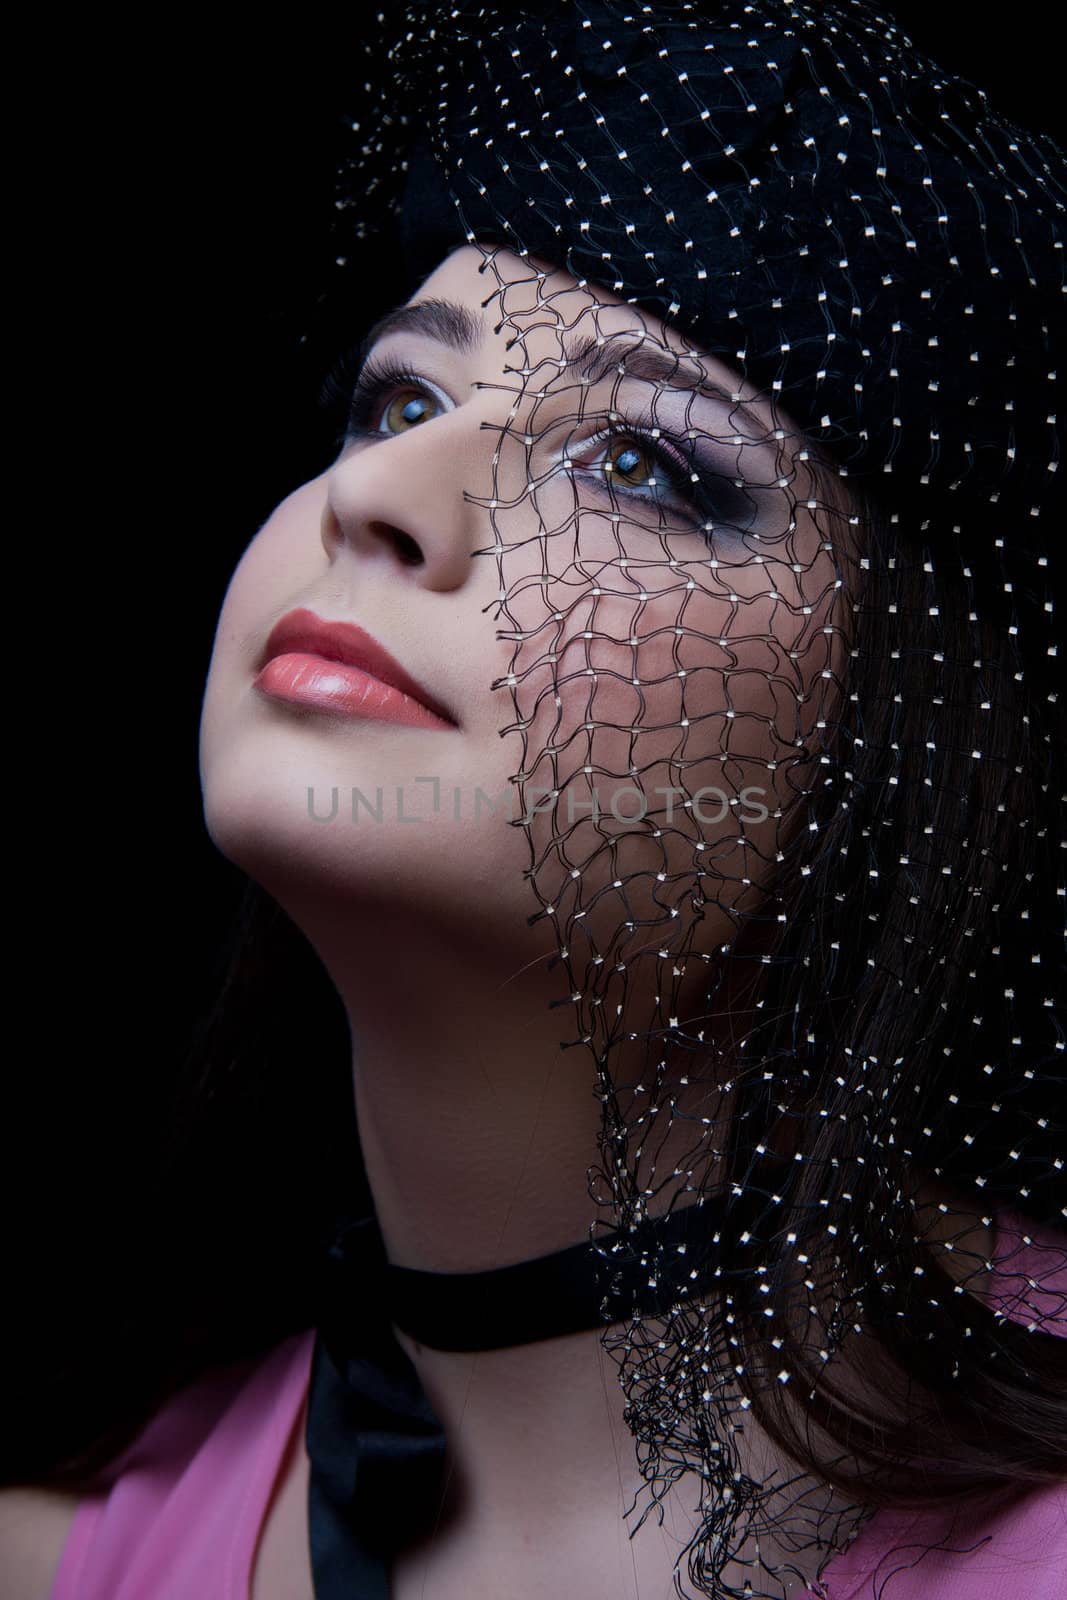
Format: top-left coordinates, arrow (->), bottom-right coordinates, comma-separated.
49,1328 -> 316,1600
49,1213 -> 1067,1600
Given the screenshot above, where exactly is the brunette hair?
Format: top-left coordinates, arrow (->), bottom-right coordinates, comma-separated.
6,470 -> 1064,1519
724,481 -> 1067,1504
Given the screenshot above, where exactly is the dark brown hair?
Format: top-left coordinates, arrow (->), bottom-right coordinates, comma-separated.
5,477 -> 1064,1524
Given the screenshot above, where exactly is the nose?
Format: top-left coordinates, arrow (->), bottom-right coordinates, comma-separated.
320,408 -> 489,590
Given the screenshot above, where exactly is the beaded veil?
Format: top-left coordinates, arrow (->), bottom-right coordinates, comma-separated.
296,3 -> 1066,1594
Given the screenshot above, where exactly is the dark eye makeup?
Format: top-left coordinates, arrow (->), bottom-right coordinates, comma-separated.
317,343 -> 762,540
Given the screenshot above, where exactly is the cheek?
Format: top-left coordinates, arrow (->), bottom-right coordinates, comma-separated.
495,501 -> 846,1030
198,481 -> 329,809
503,497 -> 841,820
215,490 -> 327,662
194,472 -> 557,951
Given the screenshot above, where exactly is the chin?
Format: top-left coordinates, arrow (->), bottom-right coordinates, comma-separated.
200,745 -> 512,940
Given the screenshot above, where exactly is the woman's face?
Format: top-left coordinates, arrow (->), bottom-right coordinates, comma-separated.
199,244 -> 851,1034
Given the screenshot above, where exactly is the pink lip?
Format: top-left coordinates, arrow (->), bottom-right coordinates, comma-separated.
253,608 -> 457,729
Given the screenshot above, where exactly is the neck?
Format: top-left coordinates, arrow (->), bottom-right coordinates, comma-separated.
352,929 -> 610,1273
315,897 -> 693,1582
387,1317 -> 708,1596
287,887 -> 830,1589
291,879 -> 728,1274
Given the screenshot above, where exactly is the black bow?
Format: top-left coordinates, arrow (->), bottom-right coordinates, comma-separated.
306,1215 -> 447,1600
304,1198 -> 735,1597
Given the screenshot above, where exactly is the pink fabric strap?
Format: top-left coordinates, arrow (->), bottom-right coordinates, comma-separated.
50,1328 -> 315,1600
49,1208 -> 1067,1599
815,1208 -> 1067,1597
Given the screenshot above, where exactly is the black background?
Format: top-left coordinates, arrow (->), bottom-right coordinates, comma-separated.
9,8 -> 1064,1448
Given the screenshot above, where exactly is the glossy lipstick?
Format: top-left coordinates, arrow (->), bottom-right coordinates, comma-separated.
254,608 -> 456,730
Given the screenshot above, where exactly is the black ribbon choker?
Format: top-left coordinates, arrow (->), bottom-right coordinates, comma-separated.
305,1197 -> 728,1599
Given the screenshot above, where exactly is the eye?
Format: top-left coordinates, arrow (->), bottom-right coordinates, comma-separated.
323,351 -> 453,449
353,368 -> 450,439
604,438 -> 663,489
578,427 -> 693,498
578,426 -> 703,509
378,387 -> 445,433
571,422 -> 761,542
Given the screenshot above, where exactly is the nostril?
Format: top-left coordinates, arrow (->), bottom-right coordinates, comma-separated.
392,529 -> 424,566
359,518 -> 425,565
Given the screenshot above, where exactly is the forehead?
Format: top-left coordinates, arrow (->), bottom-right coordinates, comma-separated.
397,243 -> 775,425
412,241 -> 669,333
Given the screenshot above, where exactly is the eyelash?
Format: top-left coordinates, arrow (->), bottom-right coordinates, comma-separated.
318,352 -> 752,538
318,349 -> 427,445
573,422 -> 738,530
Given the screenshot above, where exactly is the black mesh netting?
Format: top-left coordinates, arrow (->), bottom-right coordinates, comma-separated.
289,3 -> 1065,1593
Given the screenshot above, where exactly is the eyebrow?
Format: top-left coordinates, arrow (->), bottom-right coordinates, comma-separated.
565,334 -> 770,440
361,296 -> 770,440
358,297 -> 484,365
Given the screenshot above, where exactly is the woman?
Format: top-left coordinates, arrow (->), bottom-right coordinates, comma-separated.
4,2 -> 1065,1597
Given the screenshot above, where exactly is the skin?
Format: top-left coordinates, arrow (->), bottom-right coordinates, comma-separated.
197,241 -> 861,1597
200,240 -> 855,1256
0,255 -> 1007,1600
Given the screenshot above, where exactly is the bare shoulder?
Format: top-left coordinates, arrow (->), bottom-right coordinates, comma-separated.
249,1390 -> 315,1600
0,1484 -> 84,1600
